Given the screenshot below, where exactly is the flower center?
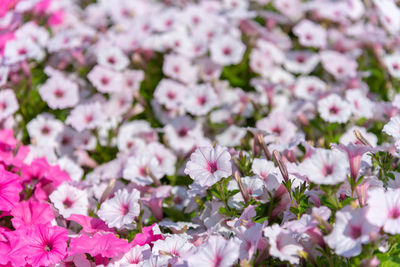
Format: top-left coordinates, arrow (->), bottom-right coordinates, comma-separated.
44,243 -> 52,252
63,198 -> 74,208
350,225 -> 362,239
208,161 -> 218,173
389,207 -> 400,219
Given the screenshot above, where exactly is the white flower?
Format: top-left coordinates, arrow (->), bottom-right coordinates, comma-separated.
185,84 -> 219,116
98,188 -> 141,229
210,35 -> 245,66
318,94 -> 351,123
38,74 -> 79,109
383,116 -> 400,139
264,224 -> 303,264
50,183 -> 89,218
97,46 -> 129,71
325,206 -> 378,257
187,235 -> 240,267
152,235 -> 194,263
184,145 -> 232,187
299,149 -> 348,185
0,89 -> 19,120
27,114 -> 64,148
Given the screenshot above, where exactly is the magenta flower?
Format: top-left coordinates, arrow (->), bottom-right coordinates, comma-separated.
132,223 -> 164,247
69,232 -> 131,258
0,165 -> 22,212
10,200 -> 54,229
25,224 -> 69,266
67,214 -> 114,234
184,145 -> 232,187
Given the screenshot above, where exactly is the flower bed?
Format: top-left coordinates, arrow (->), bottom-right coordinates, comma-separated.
1,0 -> 400,266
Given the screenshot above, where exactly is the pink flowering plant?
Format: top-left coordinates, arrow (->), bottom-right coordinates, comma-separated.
2,0 -> 400,266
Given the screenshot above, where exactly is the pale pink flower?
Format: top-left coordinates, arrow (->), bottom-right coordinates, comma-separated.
38,74 -> 79,109
184,145 -> 232,187
366,188 -> 400,234
24,224 -> 69,266
299,148 -> 348,185
154,79 -> 188,109
340,126 -> 378,147
345,89 -> 374,119
112,244 -> 151,266
185,84 -> 219,116
66,101 -> 106,131
264,224 -> 303,264
293,76 -> 326,100
293,20 -> 327,48
318,94 -> 351,123
0,89 -> 18,120
256,113 -> 297,143
163,54 -> 198,84
210,35 -> 245,66
123,154 -> 164,185
332,143 -> 376,181
384,53 -> 400,78
152,235 -> 194,264
26,113 -> 64,147
216,125 -> 247,147
98,188 -> 141,228
320,51 -> 357,79
187,235 -> 240,267
97,46 -> 129,71
50,182 -> 89,218
284,51 -> 320,74
325,206 -> 378,257
87,65 -> 124,93
252,158 -> 281,191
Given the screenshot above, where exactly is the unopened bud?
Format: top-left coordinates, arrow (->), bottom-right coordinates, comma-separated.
273,150 -> 289,182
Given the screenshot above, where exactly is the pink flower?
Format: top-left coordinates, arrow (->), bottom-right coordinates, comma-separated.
184,145 -> 232,187
25,224 -> 69,266
0,166 -> 22,212
10,201 -> 54,229
67,214 -> 114,234
48,10 -> 65,26
132,223 -> 164,247
38,74 -> 79,109
69,232 -> 131,258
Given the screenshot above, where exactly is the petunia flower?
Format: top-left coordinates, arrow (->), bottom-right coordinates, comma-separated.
298,148 -> 348,185
0,165 -> 22,212
366,188 -> 400,234
187,235 -> 240,267
10,200 -> 54,229
318,94 -> 351,124
49,182 -> 89,218
184,145 -> 232,187
0,89 -> 18,120
264,224 -> 303,264
97,188 -> 141,228
331,143 -> 377,182
25,224 -> 69,266
325,206 -> 378,257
